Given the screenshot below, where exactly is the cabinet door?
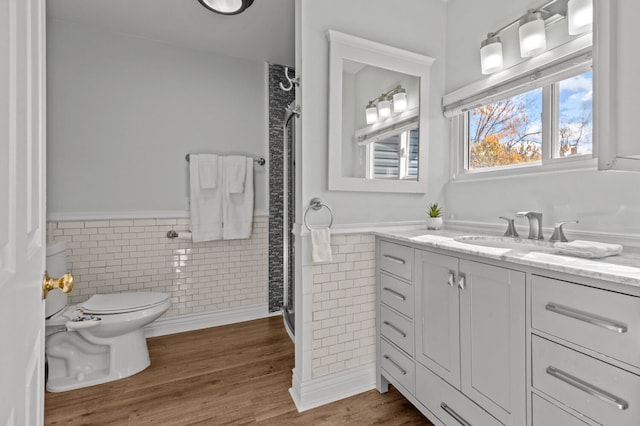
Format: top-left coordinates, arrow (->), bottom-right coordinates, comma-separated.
459,260 -> 526,426
414,249 -> 460,388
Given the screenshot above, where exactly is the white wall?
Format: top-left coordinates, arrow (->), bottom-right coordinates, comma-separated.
297,0 -> 448,225
444,0 -> 640,234
47,19 -> 267,216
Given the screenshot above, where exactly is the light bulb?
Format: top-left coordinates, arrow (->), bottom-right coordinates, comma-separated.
366,103 -> 378,124
392,90 -> 408,113
568,0 -> 593,35
377,98 -> 391,119
480,35 -> 503,74
519,11 -> 546,58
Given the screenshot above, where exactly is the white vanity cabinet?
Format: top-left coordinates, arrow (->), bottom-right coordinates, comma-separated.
414,249 -> 526,426
376,239 -> 526,426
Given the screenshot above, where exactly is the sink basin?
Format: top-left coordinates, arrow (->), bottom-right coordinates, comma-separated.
454,236 -> 558,253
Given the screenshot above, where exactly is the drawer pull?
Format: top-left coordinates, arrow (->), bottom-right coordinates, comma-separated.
457,274 -> 466,290
440,402 -> 472,426
383,287 -> 406,301
383,321 -> 407,338
383,254 -> 406,265
383,354 -> 407,375
545,303 -> 628,333
546,366 -> 629,411
447,271 -> 455,287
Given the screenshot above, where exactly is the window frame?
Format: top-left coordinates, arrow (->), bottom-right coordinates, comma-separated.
445,35 -> 597,182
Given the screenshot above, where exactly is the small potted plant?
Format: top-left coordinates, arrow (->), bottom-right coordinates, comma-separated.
426,203 -> 443,230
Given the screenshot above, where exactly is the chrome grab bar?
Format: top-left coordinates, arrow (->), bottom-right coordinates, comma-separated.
383,287 -> 406,301
383,321 -> 407,338
383,355 -> 406,375
440,403 -> 472,426
545,303 -> 627,333
546,366 -> 629,410
383,254 -> 406,265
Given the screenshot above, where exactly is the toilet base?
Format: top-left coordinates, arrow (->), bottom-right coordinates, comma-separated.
46,328 -> 151,392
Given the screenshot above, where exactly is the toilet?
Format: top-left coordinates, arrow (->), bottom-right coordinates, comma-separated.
45,242 -> 171,392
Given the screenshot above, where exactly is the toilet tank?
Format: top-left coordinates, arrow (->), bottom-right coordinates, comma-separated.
45,241 -> 69,318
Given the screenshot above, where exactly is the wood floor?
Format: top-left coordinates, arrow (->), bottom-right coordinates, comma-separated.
45,316 -> 433,425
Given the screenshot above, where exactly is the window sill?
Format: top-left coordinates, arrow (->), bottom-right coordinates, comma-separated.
451,157 -> 597,183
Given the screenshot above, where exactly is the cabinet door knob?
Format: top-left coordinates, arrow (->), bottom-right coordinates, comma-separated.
457,275 -> 466,290
447,271 -> 455,287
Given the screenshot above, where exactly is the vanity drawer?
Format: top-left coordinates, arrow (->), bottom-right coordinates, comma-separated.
380,338 -> 415,394
379,241 -> 413,281
380,305 -> 414,356
380,272 -> 413,318
532,394 -> 589,426
532,335 -> 640,426
416,364 -> 503,426
531,275 -> 640,369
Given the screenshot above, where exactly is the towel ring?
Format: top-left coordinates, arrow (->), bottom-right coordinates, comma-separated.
303,198 -> 334,231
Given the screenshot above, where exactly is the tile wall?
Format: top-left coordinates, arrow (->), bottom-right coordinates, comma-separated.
47,217 -> 268,318
310,233 -> 377,378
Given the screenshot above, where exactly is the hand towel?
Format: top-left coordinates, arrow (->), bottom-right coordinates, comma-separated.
554,240 -> 623,258
189,154 -> 223,242
222,156 -> 254,240
198,154 -> 218,189
310,228 -> 332,264
226,155 -> 247,194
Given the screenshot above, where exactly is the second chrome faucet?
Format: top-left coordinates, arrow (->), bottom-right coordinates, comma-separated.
516,211 -> 544,240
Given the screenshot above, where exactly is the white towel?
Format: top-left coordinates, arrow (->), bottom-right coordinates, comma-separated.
198,154 -> 218,189
189,154 -> 223,242
310,228 -> 332,264
226,155 -> 247,194
222,156 -> 254,240
554,240 -> 623,259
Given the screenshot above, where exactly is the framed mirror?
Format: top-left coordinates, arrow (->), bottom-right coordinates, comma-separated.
327,30 -> 435,192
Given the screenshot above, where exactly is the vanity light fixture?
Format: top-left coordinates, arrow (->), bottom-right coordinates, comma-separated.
197,0 -> 254,15
365,86 -> 408,124
478,0 -> 592,74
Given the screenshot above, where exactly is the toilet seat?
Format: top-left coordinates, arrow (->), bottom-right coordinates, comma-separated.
81,292 -> 169,315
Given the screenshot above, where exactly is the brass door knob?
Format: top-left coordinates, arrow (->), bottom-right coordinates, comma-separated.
42,271 -> 74,298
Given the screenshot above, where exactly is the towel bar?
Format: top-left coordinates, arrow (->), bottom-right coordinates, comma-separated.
185,153 -> 266,166
304,198 -> 334,231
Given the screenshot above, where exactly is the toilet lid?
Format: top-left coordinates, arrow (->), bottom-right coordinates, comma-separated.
81,292 -> 169,314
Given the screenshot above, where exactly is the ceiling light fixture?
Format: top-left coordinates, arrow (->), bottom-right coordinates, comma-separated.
364,86 -> 409,125
478,0 -> 592,74
197,0 -> 254,15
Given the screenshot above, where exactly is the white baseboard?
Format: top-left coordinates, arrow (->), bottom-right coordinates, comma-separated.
144,304 -> 272,338
289,363 -> 376,412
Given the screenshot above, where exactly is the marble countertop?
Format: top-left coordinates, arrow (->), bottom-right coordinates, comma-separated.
373,227 -> 640,290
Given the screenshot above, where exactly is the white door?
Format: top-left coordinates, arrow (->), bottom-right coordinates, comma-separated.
1,0 -> 47,424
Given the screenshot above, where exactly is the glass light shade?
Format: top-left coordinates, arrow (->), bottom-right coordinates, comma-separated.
480,36 -> 503,74
366,104 -> 378,124
518,12 -> 547,58
377,99 -> 391,119
392,90 -> 408,113
568,0 -> 593,35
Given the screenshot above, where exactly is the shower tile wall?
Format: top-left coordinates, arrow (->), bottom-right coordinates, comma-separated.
268,63 -> 296,313
48,217 -> 268,318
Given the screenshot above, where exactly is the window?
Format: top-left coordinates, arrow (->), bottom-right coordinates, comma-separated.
369,128 -> 419,180
465,69 -> 592,173
443,43 -> 595,180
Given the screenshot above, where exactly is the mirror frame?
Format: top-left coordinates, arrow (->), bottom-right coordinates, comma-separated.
327,30 -> 435,193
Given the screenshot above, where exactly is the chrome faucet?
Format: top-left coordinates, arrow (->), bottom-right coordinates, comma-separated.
516,211 -> 544,240
498,217 -> 519,238
549,220 -> 579,243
